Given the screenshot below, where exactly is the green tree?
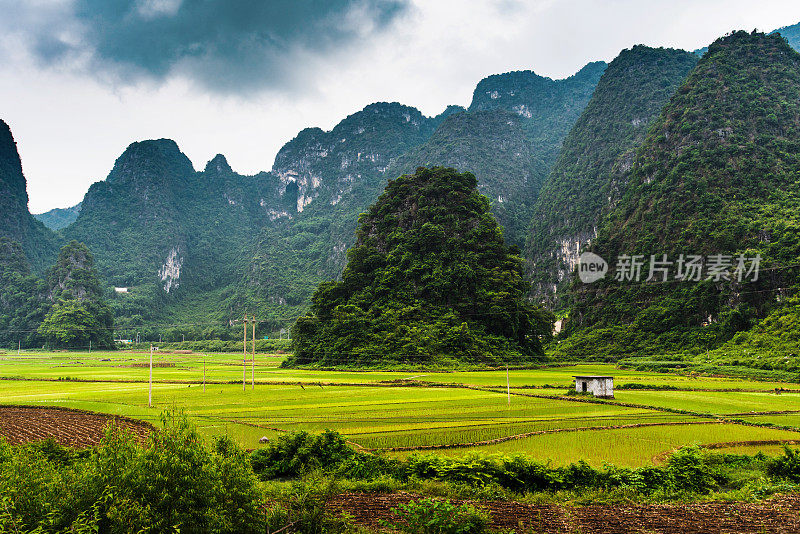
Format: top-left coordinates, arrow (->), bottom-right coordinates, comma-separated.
38,299 -> 112,347
0,237 -> 49,348
39,241 -> 113,348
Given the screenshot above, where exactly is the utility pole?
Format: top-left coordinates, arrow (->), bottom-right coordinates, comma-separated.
251,318 -> 256,390
242,314 -> 247,392
506,366 -> 510,407
89,340 -> 92,353
18,340 -> 20,356
203,353 -> 206,393
149,344 -> 153,408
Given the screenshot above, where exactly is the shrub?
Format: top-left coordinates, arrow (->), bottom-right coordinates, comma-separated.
0,412 -> 267,532
383,498 -> 490,534
251,430 -> 357,479
666,446 -> 723,494
767,446 -> 800,482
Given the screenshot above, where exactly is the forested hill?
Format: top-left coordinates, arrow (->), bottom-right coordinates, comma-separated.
772,20 -> 800,50
226,102 -> 458,328
557,31 -> 800,357
388,110 -> 547,247
468,62 -> 607,165
0,120 -> 58,272
694,20 -> 800,57
289,166 -> 554,367
230,63 -> 605,326
33,203 -> 81,231
62,138 -> 292,329
525,46 -> 697,300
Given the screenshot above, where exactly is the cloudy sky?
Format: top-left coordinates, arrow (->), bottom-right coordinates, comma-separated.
3,0 -> 800,213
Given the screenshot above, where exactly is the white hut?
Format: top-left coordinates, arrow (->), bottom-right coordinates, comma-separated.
574,375 -> 614,398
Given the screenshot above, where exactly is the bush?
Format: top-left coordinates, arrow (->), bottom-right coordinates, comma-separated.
383,498 -> 490,534
665,446 -> 724,494
0,412 -> 267,532
767,446 -> 800,482
251,430 -> 357,479
251,429 -> 400,481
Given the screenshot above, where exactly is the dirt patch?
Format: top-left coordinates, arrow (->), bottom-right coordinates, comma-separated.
0,405 -> 153,448
329,492 -> 800,533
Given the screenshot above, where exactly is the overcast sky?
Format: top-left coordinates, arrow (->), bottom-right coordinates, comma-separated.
4,0 -> 800,213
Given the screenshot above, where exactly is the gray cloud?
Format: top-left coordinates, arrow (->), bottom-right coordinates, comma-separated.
6,0 -> 410,94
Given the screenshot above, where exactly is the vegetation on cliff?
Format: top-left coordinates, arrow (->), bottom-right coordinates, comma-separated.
525,45 -> 697,299
557,31 -> 800,358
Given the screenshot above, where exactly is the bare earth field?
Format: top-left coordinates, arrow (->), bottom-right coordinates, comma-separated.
329,492 -> 800,533
0,405 -> 152,447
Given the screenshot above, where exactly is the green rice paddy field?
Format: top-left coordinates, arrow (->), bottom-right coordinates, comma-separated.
2,350 -> 800,467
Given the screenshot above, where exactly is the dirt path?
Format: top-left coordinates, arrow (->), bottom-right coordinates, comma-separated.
0,405 -> 153,447
329,491 -> 800,533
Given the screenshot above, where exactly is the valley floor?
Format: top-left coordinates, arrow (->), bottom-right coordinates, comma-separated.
2,351 -> 800,466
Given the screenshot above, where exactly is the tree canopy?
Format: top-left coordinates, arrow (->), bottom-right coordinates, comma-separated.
38,241 -> 114,348
288,167 -> 553,367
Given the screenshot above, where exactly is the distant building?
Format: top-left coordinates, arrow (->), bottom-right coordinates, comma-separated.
574,375 -> 614,398
114,287 -> 129,293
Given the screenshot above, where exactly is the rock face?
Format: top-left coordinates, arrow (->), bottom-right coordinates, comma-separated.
524,45 -> 698,301
234,102 -> 457,320
271,102 -> 448,212
0,120 -> 58,271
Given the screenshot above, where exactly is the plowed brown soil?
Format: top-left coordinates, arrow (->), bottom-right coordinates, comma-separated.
0,405 -> 152,448
329,491 -> 800,533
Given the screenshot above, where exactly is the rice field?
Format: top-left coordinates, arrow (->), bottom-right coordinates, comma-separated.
1,351 -> 800,466
411,423 -> 800,467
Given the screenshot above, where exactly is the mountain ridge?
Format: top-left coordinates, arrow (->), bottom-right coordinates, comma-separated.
0,119 -> 59,272
524,45 -> 698,300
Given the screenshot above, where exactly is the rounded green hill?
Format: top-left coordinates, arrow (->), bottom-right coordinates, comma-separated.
288,166 -> 554,368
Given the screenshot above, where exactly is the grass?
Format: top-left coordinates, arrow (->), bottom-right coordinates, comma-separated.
408,423 -> 800,467
3,352 -> 800,466
5,354 -> 800,389
611,390 -> 800,414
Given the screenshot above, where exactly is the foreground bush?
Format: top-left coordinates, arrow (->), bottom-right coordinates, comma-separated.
767,446 -> 800,482
0,412 -> 266,533
2,426 -> 797,532
252,430 -> 399,480
383,498 -> 490,534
